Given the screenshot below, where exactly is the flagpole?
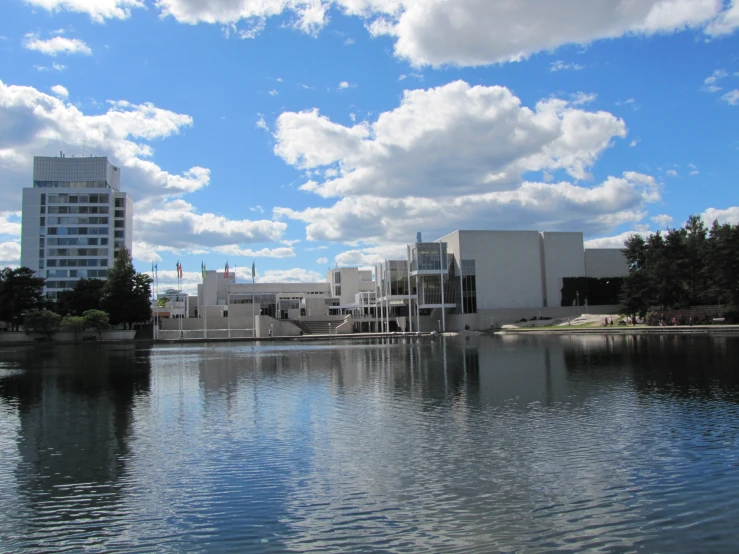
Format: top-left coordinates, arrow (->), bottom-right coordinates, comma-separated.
155,264 -> 159,341
226,260 -> 231,340
202,262 -> 207,341
252,261 -> 256,339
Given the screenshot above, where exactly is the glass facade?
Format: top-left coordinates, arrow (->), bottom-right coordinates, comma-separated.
47,194 -> 109,204
461,260 -> 478,314
386,260 -> 409,296
34,180 -> 108,188
48,206 -> 109,214
411,242 -> 448,272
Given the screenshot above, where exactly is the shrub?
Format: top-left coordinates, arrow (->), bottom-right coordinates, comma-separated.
23,309 -> 61,339
83,309 -> 110,339
60,315 -> 87,337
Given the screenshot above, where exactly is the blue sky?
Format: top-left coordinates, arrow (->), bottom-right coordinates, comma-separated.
1,0 -> 738,293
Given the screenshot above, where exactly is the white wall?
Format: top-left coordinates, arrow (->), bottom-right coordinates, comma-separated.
20,188 -> 42,271
540,232 -> 586,308
585,249 -> 629,278
450,230 -> 545,310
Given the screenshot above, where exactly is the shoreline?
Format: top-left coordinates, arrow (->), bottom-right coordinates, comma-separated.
497,325 -> 739,335
2,326 -> 739,347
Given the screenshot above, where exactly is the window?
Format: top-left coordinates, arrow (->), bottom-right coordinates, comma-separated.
115,210 -> 124,218
335,286 -> 341,296
40,217 -> 45,226
334,272 -> 341,284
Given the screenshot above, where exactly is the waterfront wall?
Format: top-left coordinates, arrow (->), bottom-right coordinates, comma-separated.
0,330 -> 137,343
445,305 -> 621,331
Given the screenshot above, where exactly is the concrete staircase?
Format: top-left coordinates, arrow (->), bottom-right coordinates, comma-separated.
290,320 -> 337,335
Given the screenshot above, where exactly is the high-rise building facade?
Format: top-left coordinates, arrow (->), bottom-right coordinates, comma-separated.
20,155 -> 133,299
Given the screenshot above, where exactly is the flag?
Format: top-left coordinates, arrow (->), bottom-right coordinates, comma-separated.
224,260 -> 229,279
251,261 -> 255,281
201,261 -> 206,280
176,261 -> 182,279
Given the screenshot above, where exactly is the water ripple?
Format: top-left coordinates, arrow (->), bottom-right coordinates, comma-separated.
1,335 -> 739,551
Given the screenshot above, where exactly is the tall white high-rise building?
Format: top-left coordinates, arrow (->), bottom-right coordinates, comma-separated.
20,155 -> 133,299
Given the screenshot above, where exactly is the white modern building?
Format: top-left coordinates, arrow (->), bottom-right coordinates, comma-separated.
20,155 -> 133,298
374,230 -> 629,333
155,229 -> 628,339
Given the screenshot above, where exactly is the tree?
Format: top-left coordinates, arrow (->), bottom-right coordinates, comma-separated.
706,220 -> 739,313
23,309 -> 61,339
100,248 -> 152,329
618,216 -> 739,323
56,278 -> 105,316
60,315 -> 87,339
83,309 -> 110,339
0,267 -> 46,331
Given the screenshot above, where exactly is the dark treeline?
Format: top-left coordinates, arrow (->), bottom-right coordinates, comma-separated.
619,215 -> 739,322
0,247 -> 152,333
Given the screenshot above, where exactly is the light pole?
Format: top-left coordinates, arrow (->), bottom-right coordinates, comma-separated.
576,290 -> 579,307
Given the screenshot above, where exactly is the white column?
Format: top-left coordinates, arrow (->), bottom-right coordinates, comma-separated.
459,260 -> 464,315
407,253 -> 412,333
439,242 -> 446,333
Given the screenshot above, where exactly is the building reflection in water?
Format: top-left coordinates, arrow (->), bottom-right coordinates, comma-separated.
0,344 -> 151,547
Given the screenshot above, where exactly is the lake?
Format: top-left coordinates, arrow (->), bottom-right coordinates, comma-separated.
1,334 -> 739,552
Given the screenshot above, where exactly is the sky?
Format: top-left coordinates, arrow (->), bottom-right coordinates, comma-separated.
1,0 -> 738,294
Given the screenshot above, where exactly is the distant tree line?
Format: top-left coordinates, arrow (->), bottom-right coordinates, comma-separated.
0,247 -> 152,337
619,215 -> 739,322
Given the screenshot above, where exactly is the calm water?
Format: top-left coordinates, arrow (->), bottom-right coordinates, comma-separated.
1,335 -> 739,553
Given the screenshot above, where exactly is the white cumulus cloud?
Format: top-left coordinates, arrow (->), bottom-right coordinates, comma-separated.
0,241 -> 21,267
651,214 -> 674,227
272,81 -> 661,246
702,206 -> 739,225
41,1 -> 739,68
0,80 -> 288,262
23,0 -> 144,22
275,81 -> 628,199
584,230 -> 653,249
257,268 -> 324,283
722,89 -> 739,105
23,34 -> 92,56
50,84 -> 69,97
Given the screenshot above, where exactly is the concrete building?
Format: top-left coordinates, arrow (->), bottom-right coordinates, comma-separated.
156,229 -> 629,338
20,155 -> 133,298
376,230 -> 629,333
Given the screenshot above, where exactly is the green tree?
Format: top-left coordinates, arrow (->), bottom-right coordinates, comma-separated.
83,309 -> 110,339
0,267 -> 46,331
23,309 -> 61,339
619,234 -> 652,317
683,215 -> 709,304
619,216 -> 739,323
60,315 -> 87,339
56,278 -> 105,316
100,248 -> 152,329
706,220 -> 739,313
